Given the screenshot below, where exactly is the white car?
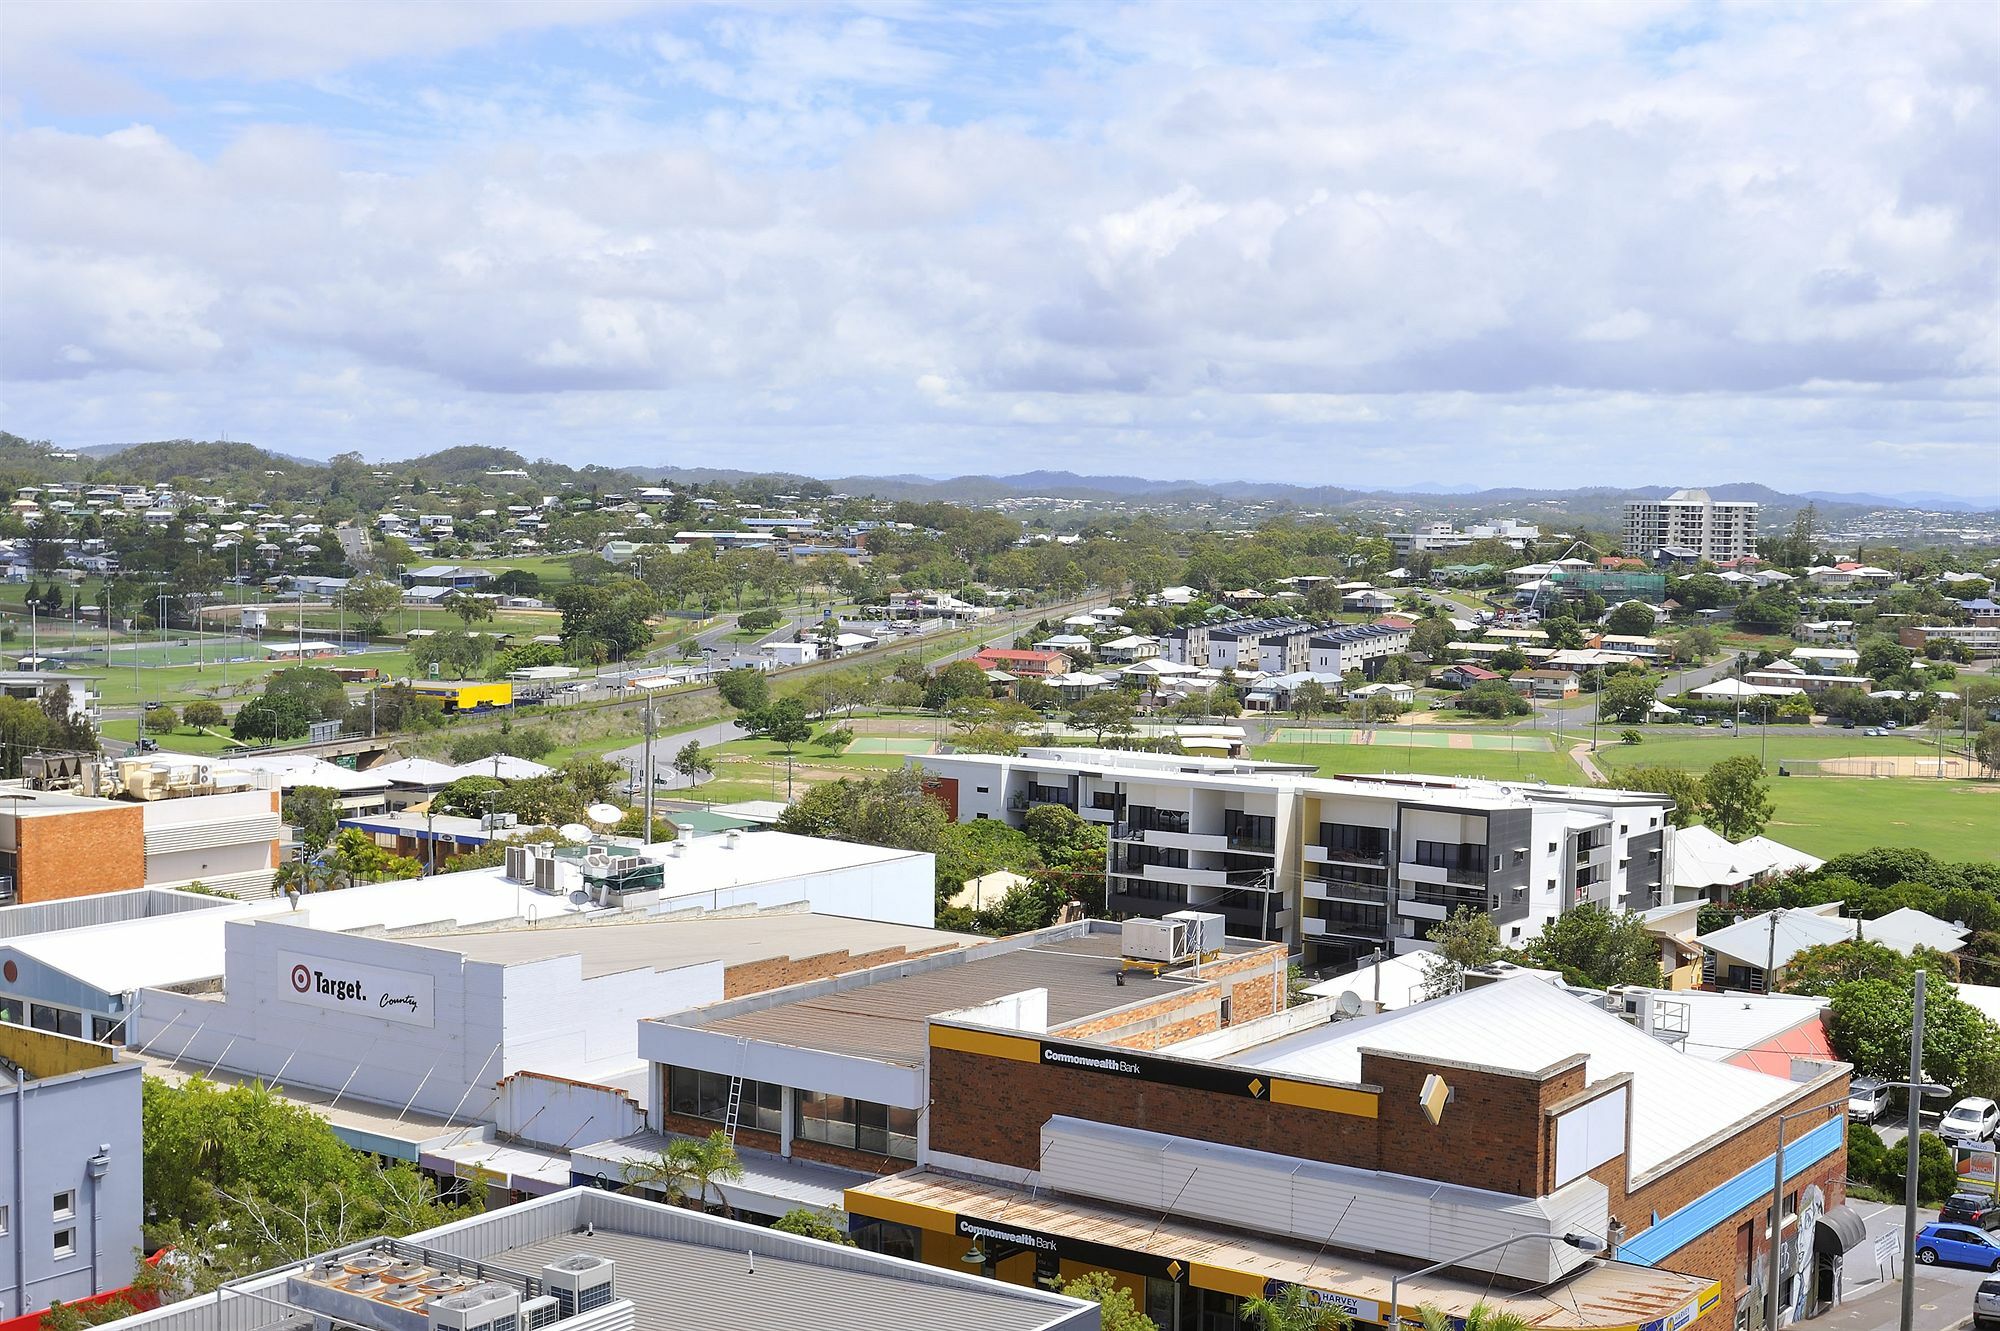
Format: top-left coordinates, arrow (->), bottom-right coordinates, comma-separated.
1849,1079 -> 1892,1123
1942,1097 -> 2000,1145
1975,1274 -> 2000,1331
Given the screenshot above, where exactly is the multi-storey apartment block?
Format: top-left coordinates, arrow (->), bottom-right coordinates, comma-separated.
1161,616 -> 1325,672
1622,489 -> 1759,563
920,749 -> 1676,971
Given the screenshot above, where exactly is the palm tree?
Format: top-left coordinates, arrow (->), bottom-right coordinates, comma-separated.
1418,1304 -> 1532,1331
619,1131 -> 743,1216
1241,1285 -> 1350,1331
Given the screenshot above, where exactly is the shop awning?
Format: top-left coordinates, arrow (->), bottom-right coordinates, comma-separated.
1815,1204 -> 1869,1254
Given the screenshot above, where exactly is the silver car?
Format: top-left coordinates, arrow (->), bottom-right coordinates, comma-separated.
1975,1274 -> 2000,1331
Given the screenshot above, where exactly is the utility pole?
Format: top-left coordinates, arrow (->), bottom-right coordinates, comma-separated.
642,687 -> 655,839
1901,969 -> 1926,1331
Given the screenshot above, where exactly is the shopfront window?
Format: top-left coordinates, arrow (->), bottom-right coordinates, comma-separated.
664,1065 -> 782,1135
853,1219 -> 920,1262
794,1092 -> 917,1160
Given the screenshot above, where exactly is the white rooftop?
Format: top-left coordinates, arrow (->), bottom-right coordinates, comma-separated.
1862,907 -> 1970,955
1671,825 -> 1824,892
1234,977 -> 1805,1175
1696,909 -> 1857,970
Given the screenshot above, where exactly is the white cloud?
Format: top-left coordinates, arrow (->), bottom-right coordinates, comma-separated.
0,0 -> 1993,492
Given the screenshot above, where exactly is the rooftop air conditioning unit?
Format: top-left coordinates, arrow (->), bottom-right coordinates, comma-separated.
542,1255 -> 615,1318
1121,917 -> 1192,965
1163,910 -> 1225,956
428,1283 -> 521,1331
379,1283 -> 428,1308
520,1296 -> 561,1331
505,845 -> 530,883
341,1253 -> 393,1277
533,856 -> 560,894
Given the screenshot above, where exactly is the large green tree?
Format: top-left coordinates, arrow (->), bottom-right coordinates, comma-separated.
1518,904 -> 1663,988
1699,755 -> 1773,840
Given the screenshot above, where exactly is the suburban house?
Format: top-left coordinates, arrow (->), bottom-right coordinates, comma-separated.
968,648 -> 1070,679
1509,668 -> 1580,700
1435,663 -> 1501,689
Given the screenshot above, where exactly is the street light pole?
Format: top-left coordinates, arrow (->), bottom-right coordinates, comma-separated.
1388,1232 -> 1602,1330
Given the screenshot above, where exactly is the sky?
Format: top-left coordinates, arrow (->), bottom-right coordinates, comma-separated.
1,1 -> 1996,495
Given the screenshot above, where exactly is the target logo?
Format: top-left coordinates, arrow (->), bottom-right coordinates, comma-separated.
290,963 -> 312,993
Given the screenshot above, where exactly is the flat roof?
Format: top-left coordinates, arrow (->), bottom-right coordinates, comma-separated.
672,927 -> 1235,1067
424,911 -> 978,979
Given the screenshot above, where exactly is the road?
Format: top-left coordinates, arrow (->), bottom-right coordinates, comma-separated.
1826,1198 -> 1991,1331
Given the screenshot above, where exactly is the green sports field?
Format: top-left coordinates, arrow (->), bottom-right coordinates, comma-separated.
1269,727 -> 1552,751
1252,741 -> 1581,785
1594,733 -> 1942,772
1764,779 -> 1997,861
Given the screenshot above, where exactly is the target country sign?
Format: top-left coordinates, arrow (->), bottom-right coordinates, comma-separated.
280,953 -> 435,1028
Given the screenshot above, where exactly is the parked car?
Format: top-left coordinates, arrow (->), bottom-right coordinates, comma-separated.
1918,1223 -> 2000,1271
1848,1078 -> 1892,1123
1942,1098 -> 2000,1145
1942,1194 -> 2000,1231
1975,1274 -> 2000,1331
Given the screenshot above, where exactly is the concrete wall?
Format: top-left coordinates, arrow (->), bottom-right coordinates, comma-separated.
131,919 -> 722,1123
0,1051 -> 144,1319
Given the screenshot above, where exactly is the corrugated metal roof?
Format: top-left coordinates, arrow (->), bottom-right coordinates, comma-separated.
491,1227 -> 1065,1331
853,1170 -> 1714,1329
1235,977 -> 1805,1176
691,934 -> 1193,1066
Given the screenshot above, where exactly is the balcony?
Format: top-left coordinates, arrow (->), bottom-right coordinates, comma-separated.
1305,878 -> 1389,904
1226,835 -> 1277,854
1399,860 -> 1487,889
1132,828 -> 1229,853
1305,844 -> 1389,868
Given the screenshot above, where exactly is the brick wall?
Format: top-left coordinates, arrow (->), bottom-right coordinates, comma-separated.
722,942 -> 962,999
17,806 -> 145,902
1363,1050 -> 1582,1197
1048,946 -> 1285,1051
928,1045 -> 1377,1171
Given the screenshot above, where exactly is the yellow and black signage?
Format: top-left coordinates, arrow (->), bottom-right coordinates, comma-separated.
930,1024 -> 1377,1118
954,1214 -> 1186,1283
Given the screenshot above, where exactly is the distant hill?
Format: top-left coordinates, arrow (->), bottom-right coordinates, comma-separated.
8,431 -> 1995,520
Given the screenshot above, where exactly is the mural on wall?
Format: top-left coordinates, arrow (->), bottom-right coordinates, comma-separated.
1791,1184 -> 1825,1322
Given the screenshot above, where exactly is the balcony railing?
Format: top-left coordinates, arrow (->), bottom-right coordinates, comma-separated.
1402,885 -> 1489,910
1226,835 -> 1276,853
1313,846 -> 1389,868
1306,877 -> 1389,904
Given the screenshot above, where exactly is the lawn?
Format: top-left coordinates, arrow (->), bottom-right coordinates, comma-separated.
1594,732 -> 1941,773
101,718 -> 246,754
1252,741 -> 1583,785
1763,778 -> 1998,862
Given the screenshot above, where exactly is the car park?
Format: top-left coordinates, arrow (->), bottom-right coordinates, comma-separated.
1848,1078 -> 1891,1123
1942,1194 -> 2000,1232
1942,1097 -> 2000,1145
1918,1223 -> 2000,1271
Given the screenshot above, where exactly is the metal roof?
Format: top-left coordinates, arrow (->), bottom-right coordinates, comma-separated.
1233,976 -> 1809,1176
685,931 -> 1201,1067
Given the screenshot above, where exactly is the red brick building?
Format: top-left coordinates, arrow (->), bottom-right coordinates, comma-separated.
842,974 -> 1855,1331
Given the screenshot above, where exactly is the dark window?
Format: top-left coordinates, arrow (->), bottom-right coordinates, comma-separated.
664,1065 -> 782,1135
29,1004 -> 81,1038
854,1220 -> 920,1262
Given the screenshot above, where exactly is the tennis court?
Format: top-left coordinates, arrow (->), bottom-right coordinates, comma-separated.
845,736 -> 936,755
1270,728 -> 1552,751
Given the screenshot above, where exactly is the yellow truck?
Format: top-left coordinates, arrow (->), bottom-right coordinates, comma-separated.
405,680 -> 514,714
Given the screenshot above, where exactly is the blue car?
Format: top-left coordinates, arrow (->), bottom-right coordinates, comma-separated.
1918,1223 -> 2000,1271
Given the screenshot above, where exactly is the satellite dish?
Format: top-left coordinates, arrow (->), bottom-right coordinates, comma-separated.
558,823 -> 592,844
1336,991 -> 1363,1017
585,803 -> 622,825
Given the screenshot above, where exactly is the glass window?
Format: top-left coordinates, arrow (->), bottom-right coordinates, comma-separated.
30,1004 -> 83,1037
796,1092 -> 917,1160
53,1191 -> 76,1220
664,1066 -> 782,1134
0,1204 -> 9,1235
53,1228 -> 75,1259
854,1220 -> 919,1261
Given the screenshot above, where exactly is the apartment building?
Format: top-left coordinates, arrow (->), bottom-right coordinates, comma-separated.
1622,490 -> 1759,563
919,749 -> 1677,969
1305,622 -> 1414,677
1161,616 -> 1324,672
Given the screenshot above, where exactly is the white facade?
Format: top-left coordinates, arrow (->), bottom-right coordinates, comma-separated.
921,748 -> 1675,970
129,917 -> 717,1123
1622,489 -> 1759,563
140,789 -> 281,897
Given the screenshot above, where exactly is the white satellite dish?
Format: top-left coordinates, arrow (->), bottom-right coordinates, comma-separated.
558,823 -> 592,844
1336,991 -> 1364,1018
585,803 -> 622,826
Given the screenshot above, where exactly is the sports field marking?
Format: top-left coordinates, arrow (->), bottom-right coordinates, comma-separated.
1271,727 -> 1550,752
